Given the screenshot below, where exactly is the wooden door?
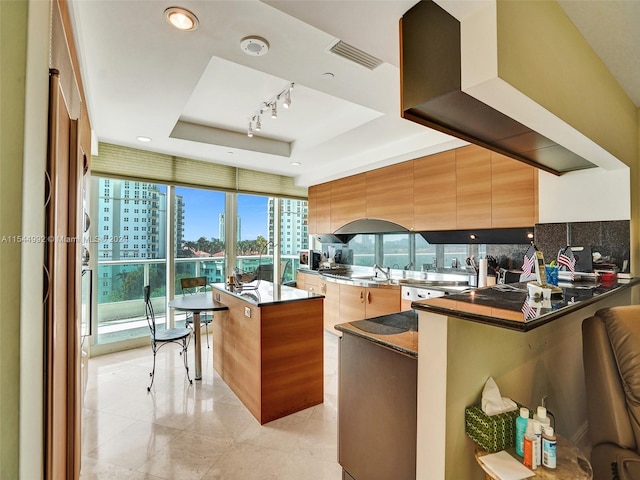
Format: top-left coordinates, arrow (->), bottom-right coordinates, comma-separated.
413,151 -> 457,230
456,145 -> 492,229
339,283 -> 367,322
366,162 -> 414,229
491,152 -> 538,227
45,69 -> 82,480
365,287 -> 401,318
330,173 -> 366,232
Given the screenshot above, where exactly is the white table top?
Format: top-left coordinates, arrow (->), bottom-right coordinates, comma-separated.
168,293 -> 228,312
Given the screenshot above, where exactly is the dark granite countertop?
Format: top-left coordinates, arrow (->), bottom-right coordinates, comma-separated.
211,281 -> 323,307
412,278 -> 640,332
335,310 -> 418,358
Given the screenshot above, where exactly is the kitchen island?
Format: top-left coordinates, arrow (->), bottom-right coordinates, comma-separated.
210,282 -> 324,424
412,278 -> 640,480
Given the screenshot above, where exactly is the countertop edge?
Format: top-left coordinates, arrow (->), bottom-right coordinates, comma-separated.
335,311 -> 418,358
412,279 -> 640,332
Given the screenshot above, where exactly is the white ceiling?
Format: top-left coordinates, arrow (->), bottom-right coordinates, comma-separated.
68,0 -> 639,188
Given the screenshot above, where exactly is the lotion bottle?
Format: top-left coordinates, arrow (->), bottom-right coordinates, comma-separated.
515,407 -> 529,457
523,420 -> 537,469
542,425 -> 557,469
534,406 -> 551,430
532,419 -> 542,468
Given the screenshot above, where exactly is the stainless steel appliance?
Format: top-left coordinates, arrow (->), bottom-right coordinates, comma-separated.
299,249 -> 321,270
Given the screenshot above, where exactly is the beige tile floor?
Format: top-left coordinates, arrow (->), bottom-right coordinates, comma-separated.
81,331 -> 342,480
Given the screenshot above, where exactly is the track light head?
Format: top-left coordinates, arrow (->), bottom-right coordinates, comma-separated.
255,116 -> 262,131
247,122 -> 254,137
271,103 -> 277,119
283,90 -> 291,109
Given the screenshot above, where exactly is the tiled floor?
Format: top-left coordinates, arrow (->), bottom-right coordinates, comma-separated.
80,331 -> 342,480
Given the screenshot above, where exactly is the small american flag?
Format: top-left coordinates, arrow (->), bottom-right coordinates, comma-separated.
521,299 -> 538,321
557,246 -> 576,280
521,244 -> 537,277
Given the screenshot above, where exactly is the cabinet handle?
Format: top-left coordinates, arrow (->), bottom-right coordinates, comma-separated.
367,291 -> 371,304
360,290 -> 364,303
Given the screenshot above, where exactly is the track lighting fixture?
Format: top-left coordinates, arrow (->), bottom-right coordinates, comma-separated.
246,83 -> 294,137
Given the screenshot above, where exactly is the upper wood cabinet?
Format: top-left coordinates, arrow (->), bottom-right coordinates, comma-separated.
491,152 -> 538,228
307,145 -> 538,233
414,150 -> 457,230
330,173 -> 366,232
309,183 -> 331,234
455,145 -> 492,229
366,162 -> 414,229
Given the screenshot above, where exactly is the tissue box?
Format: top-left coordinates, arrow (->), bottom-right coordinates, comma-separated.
465,404 -> 521,453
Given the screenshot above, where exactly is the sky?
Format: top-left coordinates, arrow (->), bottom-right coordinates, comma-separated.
176,187 -> 268,242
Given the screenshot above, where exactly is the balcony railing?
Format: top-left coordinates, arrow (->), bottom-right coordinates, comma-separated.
95,254 -> 299,345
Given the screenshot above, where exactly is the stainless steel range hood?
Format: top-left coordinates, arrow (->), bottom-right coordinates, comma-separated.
400,0 -> 596,175
334,219 -> 410,235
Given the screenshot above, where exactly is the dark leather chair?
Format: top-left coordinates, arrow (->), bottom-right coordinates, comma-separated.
583,306 -> 640,480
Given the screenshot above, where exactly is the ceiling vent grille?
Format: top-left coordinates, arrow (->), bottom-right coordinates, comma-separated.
328,40 -> 383,70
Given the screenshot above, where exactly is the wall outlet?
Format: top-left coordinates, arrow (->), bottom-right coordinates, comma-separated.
216,293 -> 221,301
244,307 -> 251,318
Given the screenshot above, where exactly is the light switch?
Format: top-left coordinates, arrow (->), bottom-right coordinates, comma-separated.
244,307 -> 251,318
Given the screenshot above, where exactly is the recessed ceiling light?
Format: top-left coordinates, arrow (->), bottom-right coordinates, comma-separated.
164,7 -> 199,31
322,72 -> 335,80
290,162 -> 301,166
137,136 -> 152,142
240,36 -> 269,56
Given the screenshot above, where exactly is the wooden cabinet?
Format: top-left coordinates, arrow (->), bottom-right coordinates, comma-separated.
320,279 -> 341,334
366,162 -> 414,228
414,150 -> 457,230
338,283 -> 401,325
456,145 -> 492,229
491,152 -> 538,228
309,183 -> 331,234
307,145 -> 538,234
330,173 -> 366,232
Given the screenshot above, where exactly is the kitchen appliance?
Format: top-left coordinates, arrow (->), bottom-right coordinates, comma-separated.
299,249 -> 321,270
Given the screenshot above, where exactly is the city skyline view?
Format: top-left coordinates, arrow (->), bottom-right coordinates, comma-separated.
176,187 -> 269,242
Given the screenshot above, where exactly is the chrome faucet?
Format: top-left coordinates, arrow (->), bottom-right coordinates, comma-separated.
373,263 -> 390,279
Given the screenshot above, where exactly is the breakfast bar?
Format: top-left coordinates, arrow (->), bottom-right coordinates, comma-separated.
210,282 -> 324,424
411,278 -> 640,480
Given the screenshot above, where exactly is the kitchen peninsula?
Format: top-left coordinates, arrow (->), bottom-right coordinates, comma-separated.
210,282 -> 324,424
412,278 -> 640,480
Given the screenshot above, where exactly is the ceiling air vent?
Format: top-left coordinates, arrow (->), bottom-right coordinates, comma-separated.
328,40 -> 383,70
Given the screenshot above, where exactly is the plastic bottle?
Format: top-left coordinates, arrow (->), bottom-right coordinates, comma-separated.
515,407 -> 529,457
542,425 -> 557,469
532,420 -> 542,468
523,420 -> 537,469
533,406 -> 551,430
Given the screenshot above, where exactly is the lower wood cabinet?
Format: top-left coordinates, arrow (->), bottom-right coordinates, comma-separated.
297,272 -> 402,335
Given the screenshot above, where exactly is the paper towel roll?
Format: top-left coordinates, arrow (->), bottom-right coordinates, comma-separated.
478,258 -> 488,287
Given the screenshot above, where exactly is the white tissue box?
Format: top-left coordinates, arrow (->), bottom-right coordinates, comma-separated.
465,404 -> 522,453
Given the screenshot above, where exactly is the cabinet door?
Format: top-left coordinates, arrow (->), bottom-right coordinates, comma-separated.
456,145 -> 492,229
340,284 -> 367,322
303,273 -> 321,294
366,162 -> 414,229
365,287 -> 401,318
491,152 -> 538,227
307,186 -> 317,234
414,151 -> 457,230
315,182 -> 332,234
330,173 -> 366,232
295,272 -> 306,291
321,280 -> 341,334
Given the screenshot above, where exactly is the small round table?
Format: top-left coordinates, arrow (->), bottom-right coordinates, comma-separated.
475,434 -> 593,479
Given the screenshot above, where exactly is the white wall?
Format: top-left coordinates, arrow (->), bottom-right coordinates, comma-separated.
538,167 -> 630,223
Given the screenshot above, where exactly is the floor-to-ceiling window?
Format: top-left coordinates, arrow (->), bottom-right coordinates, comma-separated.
91,178 -> 307,351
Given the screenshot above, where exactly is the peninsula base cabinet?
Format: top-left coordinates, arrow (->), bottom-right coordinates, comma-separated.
338,332 -> 417,480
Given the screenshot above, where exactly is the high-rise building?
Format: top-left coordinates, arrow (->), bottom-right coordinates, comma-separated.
96,179 -> 184,302
218,213 -> 242,242
268,198 -> 308,254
